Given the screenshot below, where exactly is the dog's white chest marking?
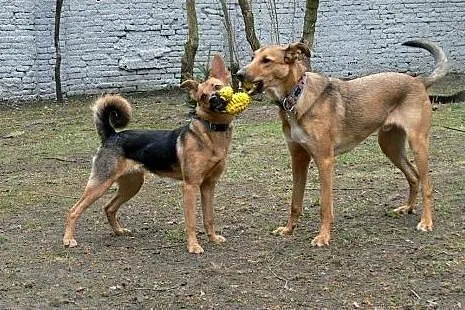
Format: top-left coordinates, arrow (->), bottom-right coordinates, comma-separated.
286,113 -> 311,145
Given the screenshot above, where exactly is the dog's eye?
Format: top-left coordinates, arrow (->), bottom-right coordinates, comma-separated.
214,85 -> 222,91
261,57 -> 272,64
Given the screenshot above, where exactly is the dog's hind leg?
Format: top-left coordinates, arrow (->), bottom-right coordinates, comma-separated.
408,132 -> 433,231
273,142 -> 311,236
63,151 -> 125,247
104,171 -> 144,236
63,177 -> 115,247
378,126 -> 420,215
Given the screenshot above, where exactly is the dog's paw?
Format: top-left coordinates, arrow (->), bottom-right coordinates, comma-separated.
311,233 -> 331,247
114,228 -> 132,236
63,237 -> 78,248
209,234 -> 226,244
416,220 -> 433,232
273,226 -> 294,236
188,243 -> 204,254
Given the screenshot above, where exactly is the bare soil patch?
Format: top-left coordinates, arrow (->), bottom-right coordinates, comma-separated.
0,92 -> 464,309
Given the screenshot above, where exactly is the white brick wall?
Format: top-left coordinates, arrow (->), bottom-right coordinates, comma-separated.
0,0 -> 463,101
312,0 -> 465,78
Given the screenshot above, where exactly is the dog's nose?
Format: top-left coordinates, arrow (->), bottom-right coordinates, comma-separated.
209,94 -> 227,112
236,69 -> 246,82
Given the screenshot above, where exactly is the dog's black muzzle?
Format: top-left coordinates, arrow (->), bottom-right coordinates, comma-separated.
209,94 -> 228,113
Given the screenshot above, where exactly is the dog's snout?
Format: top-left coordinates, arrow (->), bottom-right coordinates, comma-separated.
236,69 -> 246,82
209,94 -> 227,112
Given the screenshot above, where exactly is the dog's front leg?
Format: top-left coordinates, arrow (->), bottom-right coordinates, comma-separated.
200,177 -> 226,244
274,142 -> 310,236
182,182 -> 204,254
312,153 -> 334,246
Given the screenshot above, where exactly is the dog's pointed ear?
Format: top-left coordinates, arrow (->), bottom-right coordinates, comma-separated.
284,42 -> 311,64
210,54 -> 231,83
180,79 -> 199,99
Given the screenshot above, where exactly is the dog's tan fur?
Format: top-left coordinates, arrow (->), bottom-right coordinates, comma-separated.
63,55 -> 234,254
237,40 -> 448,246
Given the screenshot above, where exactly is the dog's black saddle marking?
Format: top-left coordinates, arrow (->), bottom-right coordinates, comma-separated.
103,116 -> 229,174
109,127 -> 186,173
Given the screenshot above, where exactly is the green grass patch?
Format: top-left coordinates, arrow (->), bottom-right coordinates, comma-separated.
433,103 -> 465,130
0,234 -> 7,244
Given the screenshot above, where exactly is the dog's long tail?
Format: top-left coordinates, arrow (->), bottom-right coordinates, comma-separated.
402,39 -> 449,88
92,94 -> 132,142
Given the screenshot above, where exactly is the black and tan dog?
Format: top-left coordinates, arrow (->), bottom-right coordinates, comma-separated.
63,54 -> 235,254
237,39 -> 448,246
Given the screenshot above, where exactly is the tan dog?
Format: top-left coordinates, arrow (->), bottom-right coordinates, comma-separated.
63,54 -> 235,254
237,39 -> 448,246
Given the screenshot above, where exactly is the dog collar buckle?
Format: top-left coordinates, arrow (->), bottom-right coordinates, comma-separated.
282,97 -> 295,112
208,122 -> 229,132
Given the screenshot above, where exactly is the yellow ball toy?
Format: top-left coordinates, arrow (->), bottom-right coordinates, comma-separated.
226,92 -> 252,115
218,86 -> 234,101
218,86 -> 252,116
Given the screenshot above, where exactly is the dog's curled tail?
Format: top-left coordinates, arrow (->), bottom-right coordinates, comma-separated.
92,94 -> 132,142
402,39 -> 449,88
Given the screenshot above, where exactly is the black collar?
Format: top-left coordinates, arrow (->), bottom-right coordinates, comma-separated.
279,75 -> 306,112
195,117 -> 230,132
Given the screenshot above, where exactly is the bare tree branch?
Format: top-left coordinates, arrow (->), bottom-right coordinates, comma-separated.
237,0 -> 260,51
266,0 -> 280,44
218,0 -> 239,89
440,125 -> 465,133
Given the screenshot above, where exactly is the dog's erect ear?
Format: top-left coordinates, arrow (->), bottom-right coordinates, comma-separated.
180,79 -> 199,99
284,42 -> 311,64
210,54 -> 231,83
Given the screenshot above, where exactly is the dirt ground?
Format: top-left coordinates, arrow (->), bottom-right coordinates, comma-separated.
0,91 -> 464,309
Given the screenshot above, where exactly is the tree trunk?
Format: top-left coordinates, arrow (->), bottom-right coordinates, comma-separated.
54,0 -> 64,103
181,0 -> 199,82
301,0 -> 319,70
238,0 -> 260,52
